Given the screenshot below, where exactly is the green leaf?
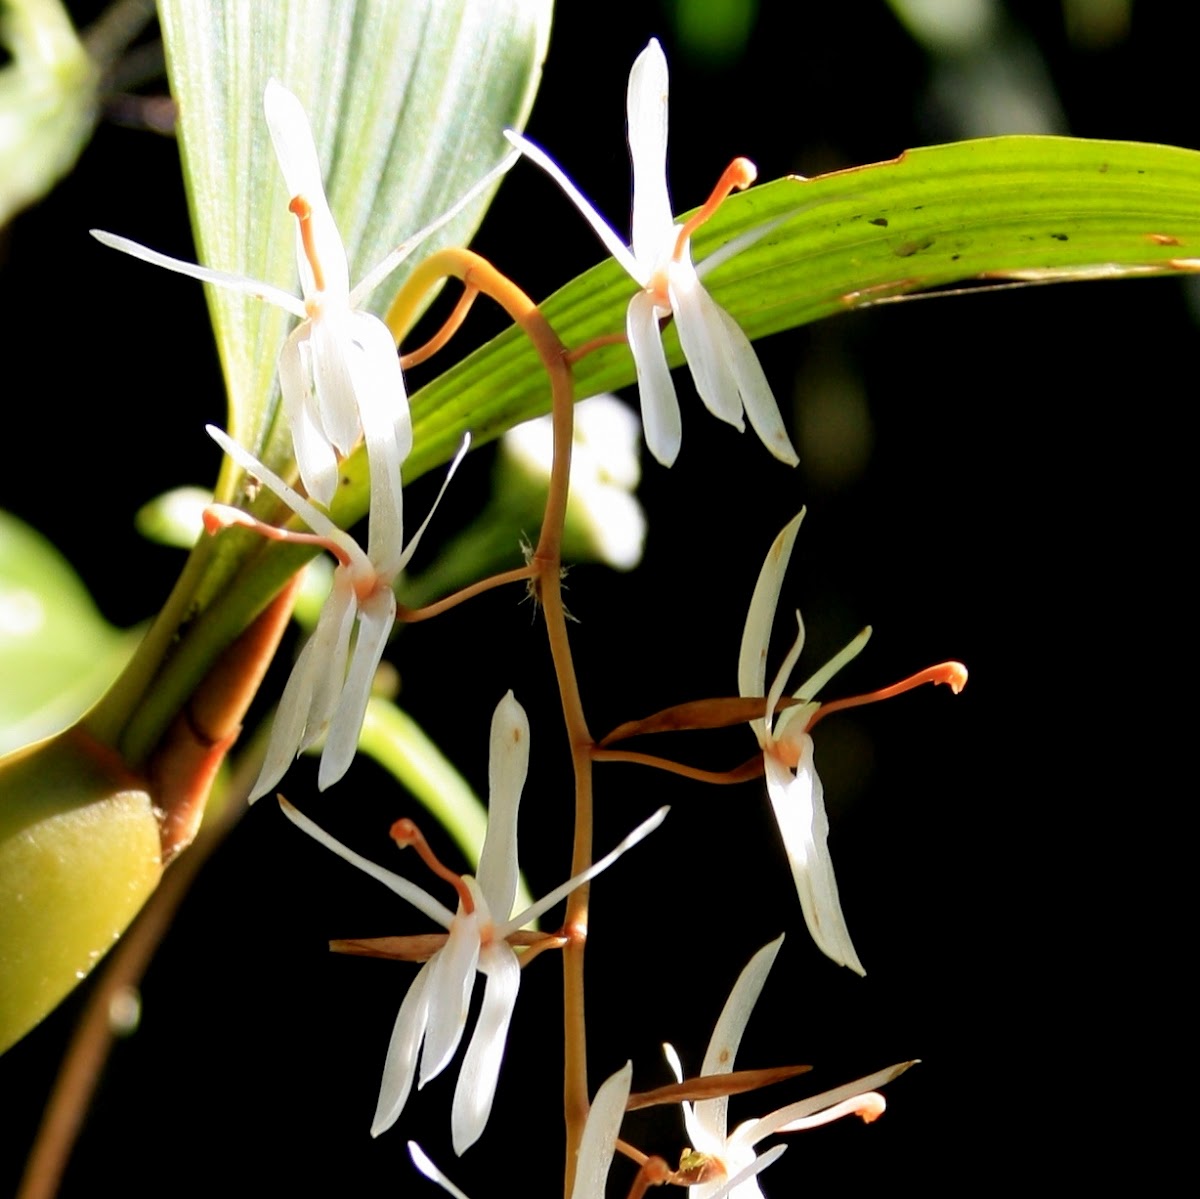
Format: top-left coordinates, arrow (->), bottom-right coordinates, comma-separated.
0,511 -> 136,754
396,134 -> 1200,481
155,0 -> 552,470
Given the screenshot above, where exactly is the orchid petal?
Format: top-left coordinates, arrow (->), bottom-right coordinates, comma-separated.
420,908 -> 481,1086
205,425 -> 369,572
263,79 -> 349,301
451,942 -> 520,1155
352,150 -> 522,307
318,586 -> 396,790
393,433 -> 472,576
668,265 -> 744,430
249,575 -> 354,800
371,958 -> 434,1137
696,936 -> 785,1145
705,1143 -> 786,1199
626,290 -> 682,467
662,1042 -> 711,1155
745,1063 -> 912,1143
476,691 -> 529,920
345,312 -> 410,572
89,230 -> 307,318
298,572 -> 358,751
696,212 -> 795,281
408,1143 -> 473,1199
627,39 -> 674,266
737,510 -> 806,739
308,305 -> 362,455
569,1062 -> 633,1199
764,743 -> 865,976
499,805 -> 668,935
278,799 -> 454,928
504,129 -> 646,285
710,303 -> 798,466
279,327 -> 340,507
791,626 -> 873,704
763,612 -> 806,743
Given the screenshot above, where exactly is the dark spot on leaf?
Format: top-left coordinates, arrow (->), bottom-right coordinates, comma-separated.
1050,233 -> 1069,242
893,236 -> 934,258
869,217 -> 889,227
1099,163 -> 1109,174
951,253 -> 961,261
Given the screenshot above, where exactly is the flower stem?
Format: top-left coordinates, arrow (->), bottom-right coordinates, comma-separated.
388,250 -> 595,1193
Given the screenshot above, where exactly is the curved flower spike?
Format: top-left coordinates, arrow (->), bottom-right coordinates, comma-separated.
94,80 -> 516,546
206,424 -> 467,795
664,936 -> 908,1199
280,695 -> 668,1153
738,511 -> 968,976
408,1061 -> 634,1198
506,40 -> 797,469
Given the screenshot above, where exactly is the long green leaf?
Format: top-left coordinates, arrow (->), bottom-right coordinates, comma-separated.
396,134 -> 1200,481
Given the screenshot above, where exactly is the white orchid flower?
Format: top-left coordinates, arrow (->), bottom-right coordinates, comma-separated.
94,79 -> 515,545
206,424 -> 466,795
739,511 -> 968,976
506,39 -> 797,469
665,936 -> 907,1199
408,1061 -> 634,1198
280,693 -> 668,1153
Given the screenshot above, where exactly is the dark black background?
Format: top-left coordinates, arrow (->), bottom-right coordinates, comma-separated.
2,1 -> 1190,1193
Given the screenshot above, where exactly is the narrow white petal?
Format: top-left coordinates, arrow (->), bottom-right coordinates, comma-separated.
279,326 -> 340,507
668,265 -> 744,429
263,79 -> 349,300
249,622 -> 323,801
765,745 -> 865,975
90,229 -> 307,317
451,942 -> 520,1155
763,611 -> 806,742
476,691 -> 529,921
695,212 -> 794,280
371,959 -> 434,1136
704,1143 -> 786,1199
352,150 -> 522,306
420,910 -> 481,1086
500,806 -> 668,935
663,1041 -> 708,1160
569,1062 -> 633,1199
277,798 -> 454,928
345,313 -> 410,572
626,39 -> 674,265
408,1143 -> 473,1199
626,291 -> 682,467
696,936 -> 785,1144
791,626 -> 873,703
318,587 -> 396,790
504,130 -> 647,284
299,573 -> 358,750
710,303 -> 799,466
737,510 -> 806,741
747,1063 -> 912,1142
392,433 -> 472,575
204,424 -> 370,572
308,306 -> 362,455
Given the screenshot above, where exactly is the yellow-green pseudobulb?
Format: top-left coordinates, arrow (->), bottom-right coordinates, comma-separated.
0,729 -> 161,1055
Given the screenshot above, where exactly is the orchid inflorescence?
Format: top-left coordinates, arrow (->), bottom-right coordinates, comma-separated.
91,40 -> 966,1198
